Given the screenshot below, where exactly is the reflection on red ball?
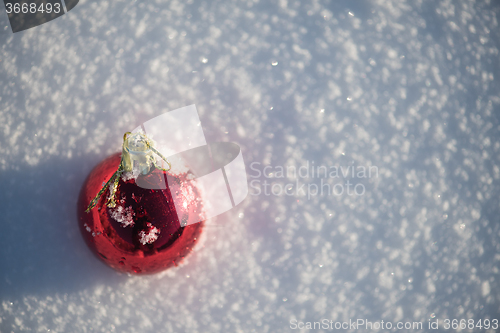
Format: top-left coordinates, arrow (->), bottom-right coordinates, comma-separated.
77,153 -> 204,274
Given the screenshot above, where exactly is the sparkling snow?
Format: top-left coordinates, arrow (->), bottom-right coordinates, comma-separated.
1,0 -> 499,332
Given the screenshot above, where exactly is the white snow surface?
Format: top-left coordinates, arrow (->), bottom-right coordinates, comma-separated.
1,0 -> 500,332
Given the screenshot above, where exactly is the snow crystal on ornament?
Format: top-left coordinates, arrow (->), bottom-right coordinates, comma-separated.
109,205 -> 135,227
139,224 -> 160,245
121,169 -> 141,182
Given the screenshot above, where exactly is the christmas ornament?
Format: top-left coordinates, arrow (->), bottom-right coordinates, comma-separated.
77,132 -> 204,274
77,104 -> 250,274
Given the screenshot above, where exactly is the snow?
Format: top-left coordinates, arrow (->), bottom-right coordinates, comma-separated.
109,205 -> 135,228
1,0 -> 500,332
138,224 -> 160,245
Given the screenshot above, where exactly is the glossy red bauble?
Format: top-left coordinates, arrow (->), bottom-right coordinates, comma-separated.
77,153 -> 204,274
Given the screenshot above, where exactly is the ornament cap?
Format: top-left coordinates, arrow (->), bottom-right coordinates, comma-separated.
86,131 -> 171,213
122,132 -> 155,175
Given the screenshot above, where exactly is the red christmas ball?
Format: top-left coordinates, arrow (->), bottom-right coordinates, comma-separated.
77,152 -> 204,274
